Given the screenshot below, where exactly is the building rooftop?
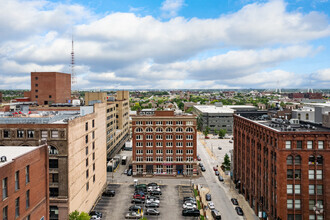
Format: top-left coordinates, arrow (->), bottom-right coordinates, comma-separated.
0,146 -> 39,167
194,105 -> 235,114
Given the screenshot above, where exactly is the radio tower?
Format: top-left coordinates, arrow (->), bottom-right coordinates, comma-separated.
71,34 -> 77,85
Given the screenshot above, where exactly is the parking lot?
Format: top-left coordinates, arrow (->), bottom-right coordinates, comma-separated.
92,182 -> 199,219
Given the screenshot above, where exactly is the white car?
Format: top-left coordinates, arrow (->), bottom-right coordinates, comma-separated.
90,215 -> 101,220
183,203 -> 197,209
147,186 -> 161,192
208,201 -> 215,210
146,199 -> 160,204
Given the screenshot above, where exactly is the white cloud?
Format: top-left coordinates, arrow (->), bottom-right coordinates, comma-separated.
311,68 -> 330,81
161,0 -> 185,18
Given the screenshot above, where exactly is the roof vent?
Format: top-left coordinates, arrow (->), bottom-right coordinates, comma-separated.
0,156 -> 7,162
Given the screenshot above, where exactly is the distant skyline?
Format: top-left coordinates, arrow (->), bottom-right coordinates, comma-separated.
0,0 -> 329,89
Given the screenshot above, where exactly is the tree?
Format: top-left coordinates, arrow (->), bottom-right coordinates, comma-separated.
69,211 -> 90,220
218,129 -> 227,139
213,128 -> 218,136
203,126 -> 210,138
222,153 -> 231,171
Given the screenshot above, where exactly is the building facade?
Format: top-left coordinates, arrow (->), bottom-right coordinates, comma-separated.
0,103 -> 107,219
30,72 -> 71,105
132,110 -> 198,176
0,145 -> 49,220
233,114 -> 330,220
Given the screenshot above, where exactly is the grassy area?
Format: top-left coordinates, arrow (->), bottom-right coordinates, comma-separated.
200,216 -> 205,220
194,189 -> 198,197
197,200 -> 201,210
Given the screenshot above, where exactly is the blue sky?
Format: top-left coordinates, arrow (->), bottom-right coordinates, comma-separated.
0,0 -> 329,89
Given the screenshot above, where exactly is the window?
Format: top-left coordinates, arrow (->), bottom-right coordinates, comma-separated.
176,127 -> 183,132
146,127 -> 153,132
86,169 -> 89,178
51,174 -> 58,183
136,142 -> 143,147
146,135 -> 153,140
35,95 -> 38,98
136,157 -> 143,162
176,149 -> 183,155
41,130 -> 48,138
296,141 -> 302,149
51,130 -> 58,138
146,142 -> 153,147
136,135 -> 142,140
156,135 -> 163,140
166,157 -> 173,162
49,95 -> 52,98
287,169 -> 293,179
166,149 -> 173,155
146,121 -> 153,125
317,185 -> 323,195
146,157 -> 153,161
166,121 -> 173,125
49,146 -> 59,155
26,190 -> 30,209
93,175 -> 95,183
156,142 -> 163,147
176,135 -> 183,140
176,142 -> 183,147
93,163 -> 95,171
86,182 -> 89,191
286,156 -> 293,165
295,199 -> 301,209
25,166 -> 29,184
177,156 -> 183,161
15,171 -> 20,191
15,197 -> 20,217
92,120 -> 95,128
186,149 -> 193,155
35,76 -> 38,80
166,142 -> 173,147
85,135 -> 88,144
166,165 -> 173,174
137,165 -> 143,174
186,157 -> 193,162
146,149 -> 153,155
186,142 -> 193,147
287,199 -> 293,209
285,141 -> 291,149
318,141 -> 324,149
156,157 -> 163,162
186,127 -> 194,132
309,170 -> 315,179
309,200 -> 315,210
85,122 -> 88,131
295,185 -> 301,194
166,128 -> 173,133
294,155 -> 301,165
287,184 -> 293,194
2,206 -> 8,220
309,215 -> 316,220
92,131 -> 95,139
35,90 -> 38,92
136,127 -> 143,133
92,142 -> 95,150
2,177 -> 8,200
309,155 -> 315,165
3,130 -> 10,138
156,165 -> 163,174
86,158 -> 89,167
49,159 -> 58,168
27,130 -> 34,138
176,121 -> 183,125
156,121 -> 162,125
156,149 -> 163,154
156,127 -> 163,133
186,121 -> 193,125
316,170 -> 322,180
307,141 -> 313,149
166,135 -> 173,140
17,130 -> 24,138
309,185 -> 315,195
317,155 -> 323,165
136,121 -> 142,125
136,150 -> 143,155
85,146 -> 88,155
186,135 -> 193,140
35,84 -> 38,87
295,169 -> 301,179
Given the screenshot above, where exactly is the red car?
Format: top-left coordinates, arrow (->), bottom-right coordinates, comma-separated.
133,193 -> 145,200
213,167 -> 218,171
197,155 -> 201,161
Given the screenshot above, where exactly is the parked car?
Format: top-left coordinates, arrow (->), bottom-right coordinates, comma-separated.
197,155 -> 201,161
89,211 -> 102,218
147,186 -> 161,192
129,205 -> 142,212
131,198 -> 145,204
218,147 -> 222,150
150,190 -> 162,195
125,211 -> 142,219
206,193 -> 211,201
211,209 -> 222,220
231,198 -> 239,206
147,182 -> 158,187
215,171 -> 220,176
145,202 -> 159,208
90,215 -> 101,220
102,189 -> 115,197
235,207 -> 244,216
184,197 -> 195,201
184,200 -> 197,205
182,208 -> 200,216
199,163 -> 204,167
213,167 -> 218,171
147,195 -> 160,200
145,208 -> 160,215
201,166 -> 206,172
127,169 -> 132,176
133,193 -> 145,200
124,169 -> 128,175
183,203 -> 197,209
229,140 -> 233,143
208,201 -> 215,210
146,199 -> 160,204
218,176 -> 224,181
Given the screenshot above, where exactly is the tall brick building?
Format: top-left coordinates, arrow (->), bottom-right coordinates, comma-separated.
132,110 -> 198,176
0,145 -> 49,220
233,115 -> 329,220
30,72 -> 71,105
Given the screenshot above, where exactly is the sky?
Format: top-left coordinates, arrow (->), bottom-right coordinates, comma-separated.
0,0 -> 330,90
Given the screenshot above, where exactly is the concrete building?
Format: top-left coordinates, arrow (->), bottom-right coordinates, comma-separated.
30,72 -> 71,105
132,110 -> 198,176
193,103 -> 257,134
233,114 -> 330,220
0,103 -> 107,219
0,145 -> 49,220
84,91 -> 130,159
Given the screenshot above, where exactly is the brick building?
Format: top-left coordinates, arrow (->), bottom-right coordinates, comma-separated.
233,114 -> 330,220
0,103 -> 107,219
132,110 -> 198,176
0,145 -> 49,220
30,72 -> 71,105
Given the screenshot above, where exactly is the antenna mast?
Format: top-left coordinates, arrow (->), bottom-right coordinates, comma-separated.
71,34 -> 77,85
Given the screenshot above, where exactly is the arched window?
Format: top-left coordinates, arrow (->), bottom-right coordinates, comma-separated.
186,127 -> 194,133
136,127 -> 143,133
176,127 -> 183,133
287,155 -> 293,165
146,127 -> 153,133
294,155 -> 301,165
316,155 -> 323,165
49,146 -> 59,155
156,127 -> 163,133
166,128 -> 173,133
309,155 -> 315,165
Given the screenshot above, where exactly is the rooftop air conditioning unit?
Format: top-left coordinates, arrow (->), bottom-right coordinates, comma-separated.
0,156 -> 7,162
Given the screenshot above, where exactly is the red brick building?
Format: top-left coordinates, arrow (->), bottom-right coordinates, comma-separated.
132,110 -> 198,176
233,115 -> 330,220
0,145 -> 49,220
30,72 -> 71,105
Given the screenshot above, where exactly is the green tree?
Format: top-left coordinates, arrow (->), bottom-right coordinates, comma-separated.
203,126 -> 210,138
178,102 -> 184,110
222,153 -> 231,171
218,129 -> 227,139
213,128 -> 218,136
69,211 -> 90,220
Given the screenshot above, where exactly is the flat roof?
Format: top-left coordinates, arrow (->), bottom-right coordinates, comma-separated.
194,105 -> 235,114
0,146 -> 39,167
